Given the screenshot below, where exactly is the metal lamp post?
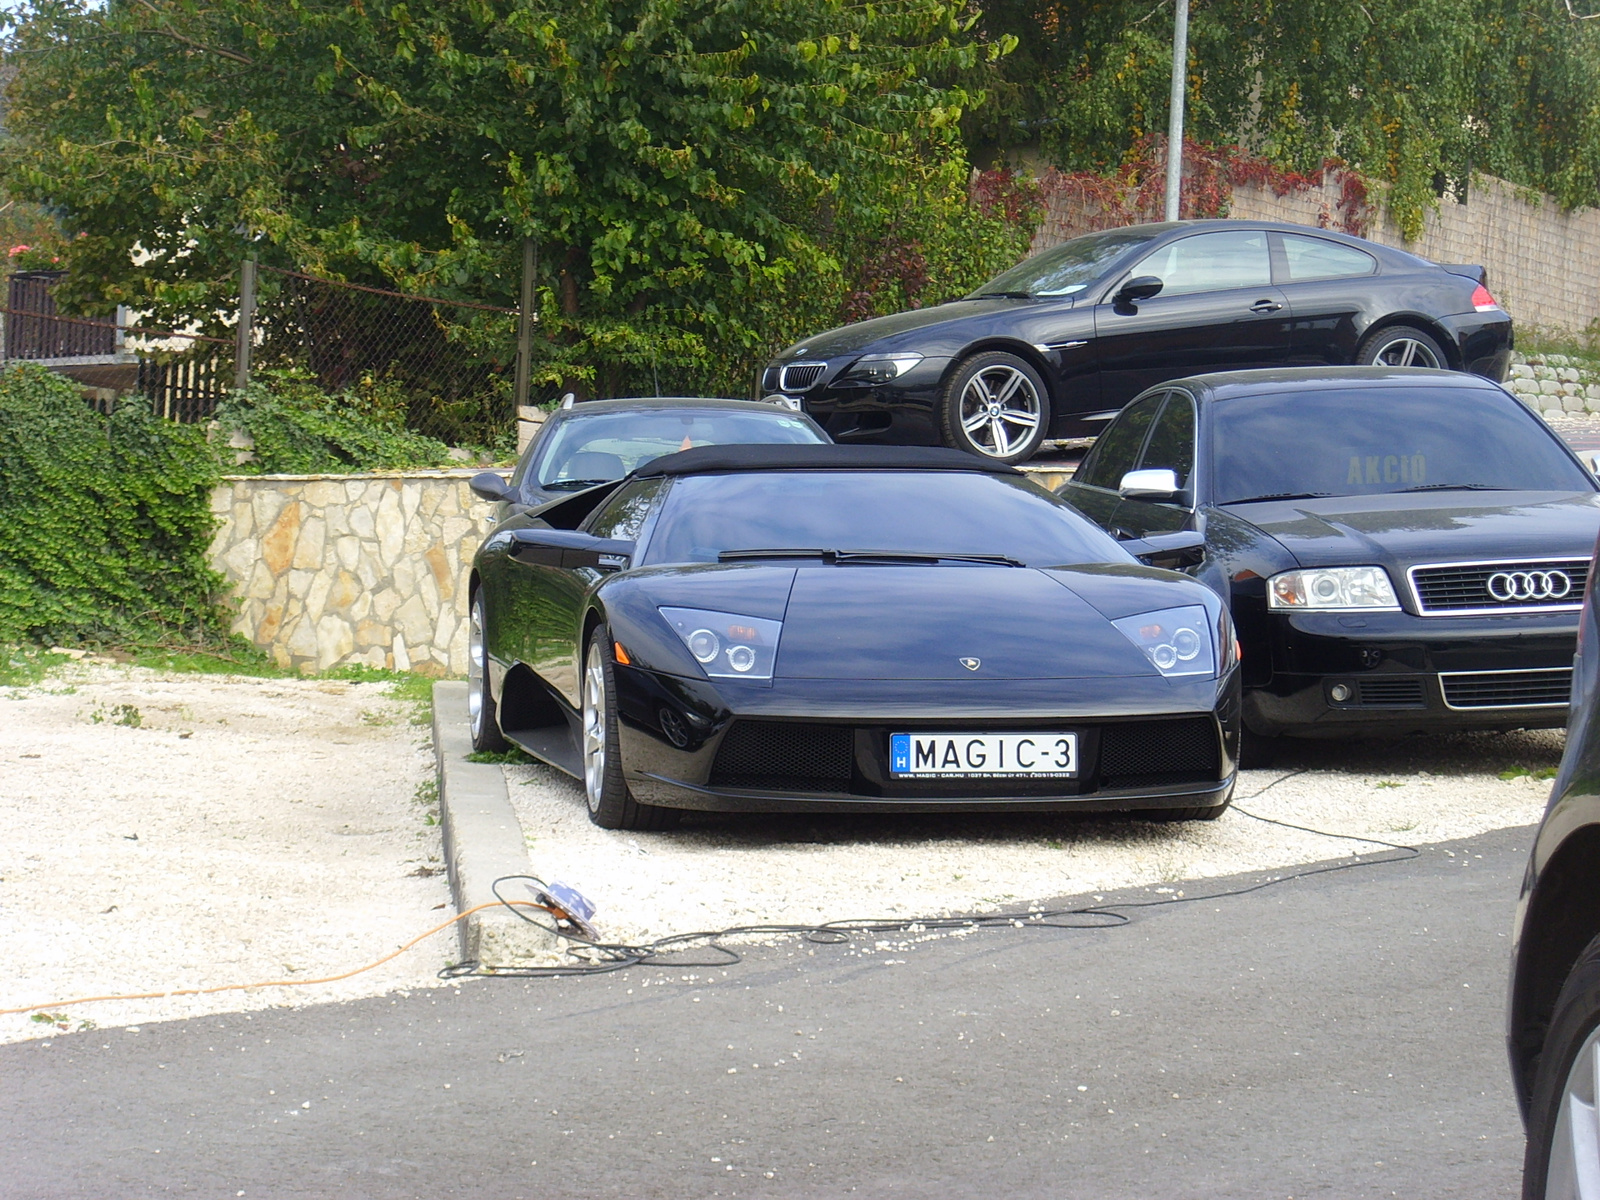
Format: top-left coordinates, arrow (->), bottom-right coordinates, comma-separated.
1163,0 -> 1190,222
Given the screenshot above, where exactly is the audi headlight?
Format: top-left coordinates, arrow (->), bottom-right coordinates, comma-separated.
839,353 -> 923,385
1111,605 -> 1216,678
1267,567 -> 1400,611
659,607 -> 783,681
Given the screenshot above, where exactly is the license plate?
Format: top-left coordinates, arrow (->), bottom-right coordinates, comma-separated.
890,732 -> 1078,778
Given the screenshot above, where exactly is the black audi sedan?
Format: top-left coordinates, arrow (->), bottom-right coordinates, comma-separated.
1055,367 -> 1600,744
1509,530 -> 1600,1197
761,220 -> 1512,463
471,396 -> 829,513
468,444 -> 1239,830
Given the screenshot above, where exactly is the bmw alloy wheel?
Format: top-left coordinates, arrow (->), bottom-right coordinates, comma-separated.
582,641 -> 607,811
958,365 -> 1043,458
1544,1023 -> 1600,1198
1371,336 -> 1442,369
468,595 -> 487,740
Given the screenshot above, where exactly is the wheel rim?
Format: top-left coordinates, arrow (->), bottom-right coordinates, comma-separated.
1373,336 -> 1440,368
958,365 -> 1041,458
1546,1023 -> 1600,1199
467,597 -> 486,739
582,642 -> 607,811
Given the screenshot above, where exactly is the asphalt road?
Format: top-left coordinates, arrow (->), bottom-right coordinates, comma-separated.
2,822 -> 1532,1199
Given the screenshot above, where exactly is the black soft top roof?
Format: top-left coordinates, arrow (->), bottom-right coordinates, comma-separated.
632,444 -> 1020,478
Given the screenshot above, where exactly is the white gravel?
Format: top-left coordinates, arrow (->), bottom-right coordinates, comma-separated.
505,728 -> 1561,947
0,662 -> 450,1044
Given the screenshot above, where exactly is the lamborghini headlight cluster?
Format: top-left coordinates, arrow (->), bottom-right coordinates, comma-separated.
660,607 -> 783,681
1111,605 -> 1216,678
1267,567 -> 1400,611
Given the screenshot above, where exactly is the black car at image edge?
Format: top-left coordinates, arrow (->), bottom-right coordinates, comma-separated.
468,444 -> 1240,829
762,219 -> 1512,463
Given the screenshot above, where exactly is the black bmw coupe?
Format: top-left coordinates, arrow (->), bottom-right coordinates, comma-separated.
468,445 -> 1239,829
1056,367 -> 1600,745
762,220 -> 1512,463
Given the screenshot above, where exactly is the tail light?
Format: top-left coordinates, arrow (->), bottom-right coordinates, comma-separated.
1471,283 -> 1500,312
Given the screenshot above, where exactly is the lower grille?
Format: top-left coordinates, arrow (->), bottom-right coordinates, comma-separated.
709,720 -> 853,791
1355,677 -> 1426,707
1098,718 -> 1220,788
1440,669 -> 1572,709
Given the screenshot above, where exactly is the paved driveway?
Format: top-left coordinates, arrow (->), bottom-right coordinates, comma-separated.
2,825 -> 1529,1198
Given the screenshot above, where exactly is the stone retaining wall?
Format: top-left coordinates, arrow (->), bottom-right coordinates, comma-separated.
208,470 -> 499,675
1505,352 -> 1600,417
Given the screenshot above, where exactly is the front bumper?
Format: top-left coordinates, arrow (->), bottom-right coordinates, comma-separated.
612,665 -> 1241,813
1246,608 -> 1574,736
761,355 -> 953,446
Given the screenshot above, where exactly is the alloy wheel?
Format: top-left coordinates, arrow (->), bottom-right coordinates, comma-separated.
1545,1024 -> 1600,1198
1372,336 -> 1441,368
582,642 -> 607,811
468,596 -> 487,740
958,364 -> 1042,458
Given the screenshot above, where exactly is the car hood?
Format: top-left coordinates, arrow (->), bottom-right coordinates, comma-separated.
777,297 -> 1041,359
775,564 -> 1194,680
1221,491 -> 1600,569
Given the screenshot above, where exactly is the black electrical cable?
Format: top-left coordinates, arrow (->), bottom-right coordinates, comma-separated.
443,770 -> 1422,981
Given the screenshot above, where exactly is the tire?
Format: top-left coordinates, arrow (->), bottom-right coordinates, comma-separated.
1356,324 -> 1447,370
939,350 -> 1052,464
1523,933 -> 1600,1199
581,625 -> 679,831
467,591 -> 509,753
1238,727 -> 1285,769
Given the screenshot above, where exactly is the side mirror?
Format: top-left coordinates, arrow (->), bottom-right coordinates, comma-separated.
508,527 -> 634,571
1114,275 -> 1164,306
1586,451 -> 1600,478
1119,529 -> 1207,571
470,471 -> 515,504
1119,468 -> 1186,504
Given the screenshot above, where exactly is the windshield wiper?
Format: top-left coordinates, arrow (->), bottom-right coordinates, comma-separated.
970,290 -> 1035,300
1392,483 -> 1510,493
544,478 -> 616,492
1224,491 -> 1335,505
717,548 -> 1025,567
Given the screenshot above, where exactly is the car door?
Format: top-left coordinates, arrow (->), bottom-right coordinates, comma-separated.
1092,229 -> 1292,405
1270,232 -> 1379,365
1056,390 -> 1168,531
1108,391 -> 1198,540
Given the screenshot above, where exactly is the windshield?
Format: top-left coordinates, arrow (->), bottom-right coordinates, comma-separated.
969,228 -> 1158,299
640,471 -> 1125,566
1212,386 -> 1594,505
535,408 -> 824,489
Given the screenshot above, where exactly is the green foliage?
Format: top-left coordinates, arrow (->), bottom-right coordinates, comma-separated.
0,645 -> 76,688
0,363 -> 226,645
213,367 -> 454,474
3,0 -> 1023,402
968,0 -> 1600,231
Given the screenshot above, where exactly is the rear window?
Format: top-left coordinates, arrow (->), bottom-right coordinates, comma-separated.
1211,386 -> 1593,504
641,471 -> 1123,566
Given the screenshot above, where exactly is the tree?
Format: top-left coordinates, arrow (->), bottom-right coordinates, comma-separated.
2,0 -> 1026,400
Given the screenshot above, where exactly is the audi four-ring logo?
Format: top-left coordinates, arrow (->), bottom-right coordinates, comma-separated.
1486,570 -> 1573,602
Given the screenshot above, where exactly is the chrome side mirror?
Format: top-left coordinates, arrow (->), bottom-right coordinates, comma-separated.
1119,468 -> 1183,501
1586,451 -> 1600,478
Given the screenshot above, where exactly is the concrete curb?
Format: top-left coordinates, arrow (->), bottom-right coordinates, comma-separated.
431,681 -> 559,967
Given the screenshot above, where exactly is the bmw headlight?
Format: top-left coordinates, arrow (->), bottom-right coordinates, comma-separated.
1111,605 -> 1216,678
659,607 -> 783,681
1267,567 -> 1400,611
838,353 -> 923,385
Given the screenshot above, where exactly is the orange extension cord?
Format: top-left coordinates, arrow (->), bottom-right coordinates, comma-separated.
0,899 -> 557,1018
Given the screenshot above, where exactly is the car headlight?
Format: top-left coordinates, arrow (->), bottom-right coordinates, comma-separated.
659,607 -> 783,681
838,353 -> 923,384
1267,567 -> 1400,611
1111,605 -> 1215,678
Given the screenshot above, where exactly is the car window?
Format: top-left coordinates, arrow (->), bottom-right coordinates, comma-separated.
1138,393 -> 1196,491
1211,385 -> 1595,504
1278,234 -> 1376,282
533,408 -> 824,491
585,477 -> 664,541
1074,393 -> 1164,490
1131,230 -> 1272,297
970,228 -> 1158,298
641,471 -> 1125,567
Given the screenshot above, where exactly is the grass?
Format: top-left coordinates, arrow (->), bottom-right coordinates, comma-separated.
1500,765 -> 1560,782
466,746 -> 536,765
1518,327 -> 1600,369
0,647 -> 77,688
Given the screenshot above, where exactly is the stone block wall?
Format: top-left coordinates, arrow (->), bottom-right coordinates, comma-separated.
1504,352 -> 1600,417
208,470 -> 500,675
